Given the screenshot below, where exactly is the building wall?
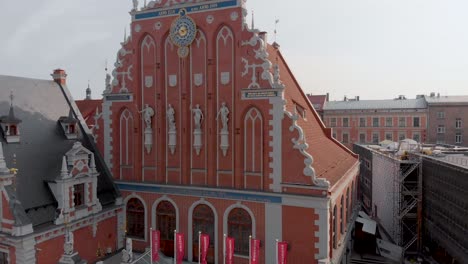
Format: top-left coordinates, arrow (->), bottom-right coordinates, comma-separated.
353,144 -> 373,214
372,153 -> 400,243
323,110 -> 427,149
35,216 -> 118,264
422,157 -> 468,262
427,105 -> 467,145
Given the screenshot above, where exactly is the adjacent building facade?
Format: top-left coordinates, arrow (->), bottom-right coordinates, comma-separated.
79,0 -> 360,263
323,96 -> 428,149
0,72 -> 123,264
425,93 -> 468,146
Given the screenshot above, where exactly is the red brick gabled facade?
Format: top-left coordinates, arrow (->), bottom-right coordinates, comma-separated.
78,1 -> 359,263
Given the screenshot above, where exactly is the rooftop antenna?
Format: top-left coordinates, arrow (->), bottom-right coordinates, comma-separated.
123,27 -> 127,42
274,18 -> 280,42
105,59 -> 108,73
9,90 -> 14,107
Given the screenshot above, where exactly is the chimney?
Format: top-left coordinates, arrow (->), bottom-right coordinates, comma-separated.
356,96 -> 360,101
430,92 -> 435,98
51,69 -> 67,85
344,96 -> 347,101
326,93 -> 330,102
437,92 -> 440,98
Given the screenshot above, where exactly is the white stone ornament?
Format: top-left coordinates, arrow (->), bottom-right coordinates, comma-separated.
139,104 -> 155,154
230,12 -> 239,21
194,73 -> 203,87
206,15 -> 214,24
169,75 -> 177,87
145,76 -> 153,88
221,72 -> 230,85
192,104 -> 204,155
167,104 -> 177,155
134,24 -> 142,33
216,102 -> 230,157
154,21 -> 162,30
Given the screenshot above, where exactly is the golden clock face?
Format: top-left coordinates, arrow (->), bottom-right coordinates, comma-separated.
178,26 -> 188,37
170,8 -> 197,47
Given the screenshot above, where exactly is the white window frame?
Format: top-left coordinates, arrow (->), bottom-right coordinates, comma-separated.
437,125 -> 446,134
437,111 -> 445,119
455,133 -> 462,144
456,118 -> 462,129
385,117 -> 393,127
359,117 -> 366,127
330,117 -> 337,127
372,117 -> 380,127
413,117 -> 420,127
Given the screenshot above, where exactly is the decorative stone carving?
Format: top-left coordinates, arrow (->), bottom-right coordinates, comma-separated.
167,104 -> 176,155
192,104 -> 204,155
64,228 -> 74,255
103,73 -> 112,94
194,73 -> 203,87
216,102 -> 230,157
145,76 -> 153,88
230,11 -> 239,21
139,104 -> 155,154
132,0 -> 139,11
169,75 -> 177,87
121,238 -> 133,263
284,110 -> 330,188
134,24 -> 142,33
221,72 -> 230,85
206,15 -> 214,24
154,21 -> 162,30
241,58 -> 262,89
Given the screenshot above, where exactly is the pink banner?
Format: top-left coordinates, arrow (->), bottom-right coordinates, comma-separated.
225,237 -> 235,264
277,241 -> 288,264
151,230 -> 160,261
200,234 -> 210,264
250,238 -> 260,264
176,233 -> 185,264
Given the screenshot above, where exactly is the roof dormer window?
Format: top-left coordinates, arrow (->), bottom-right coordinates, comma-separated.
59,108 -> 78,139
0,92 -> 22,143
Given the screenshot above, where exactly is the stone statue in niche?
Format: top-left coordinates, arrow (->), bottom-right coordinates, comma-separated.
104,73 -> 112,94
192,104 -> 204,130
216,102 -> 230,132
139,104 -> 155,128
192,104 -> 204,155
139,104 -> 155,154
167,104 -> 176,155
217,102 -> 230,157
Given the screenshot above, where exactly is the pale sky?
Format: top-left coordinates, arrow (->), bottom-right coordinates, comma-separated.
1,0 -> 468,101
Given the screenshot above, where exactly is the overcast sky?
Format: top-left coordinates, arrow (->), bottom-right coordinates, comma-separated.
1,0 -> 468,101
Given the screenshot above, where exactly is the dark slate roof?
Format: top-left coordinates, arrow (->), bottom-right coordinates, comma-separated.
323,98 -> 427,110
0,75 -> 120,227
0,106 -> 22,124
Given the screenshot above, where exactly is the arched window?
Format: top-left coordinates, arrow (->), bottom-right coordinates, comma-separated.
346,187 -> 350,222
228,208 -> 252,256
333,205 -> 337,248
157,201 -> 177,257
193,204 -> 215,263
126,198 -> 145,239
340,196 -> 344,234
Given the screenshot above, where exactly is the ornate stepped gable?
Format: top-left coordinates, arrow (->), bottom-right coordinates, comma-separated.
102,0 -> 356,190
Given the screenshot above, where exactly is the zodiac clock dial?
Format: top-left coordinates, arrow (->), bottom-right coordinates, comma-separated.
170,9 -> 197,50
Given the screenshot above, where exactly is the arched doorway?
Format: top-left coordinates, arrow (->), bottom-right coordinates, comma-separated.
156,201 -> 176,257
192,204 -> 215,263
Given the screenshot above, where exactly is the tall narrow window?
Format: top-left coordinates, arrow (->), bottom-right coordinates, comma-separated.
342,133 -> 349,144
342,117 -> 349,127
456,118 -> 462,129
333,205 -> 337,248
385,117 -> 392,127
372,117 -> 379,127
244,108 -> 263,174
340,196 -> 344,234
346,188 -> 350,222
157,201 -> 177,257
385,132 -> 392,140
228,208 -> 252,256
413,117 -> 420,127
455,133 -> 462,144
73,184 -> 85,207
359,133 -> 366,143
126,198 -> 145,239
330,117 -> 337,127
0,252 -> 7,264
359,117 -> 366,127
120,109 -> 134,180
398,117 -> 406,127
372,132 -> 379,143
193,205 -> 215,263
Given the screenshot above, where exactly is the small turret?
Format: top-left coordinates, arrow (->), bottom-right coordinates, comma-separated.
85,82 -> 92,100
0,92 -> 22,143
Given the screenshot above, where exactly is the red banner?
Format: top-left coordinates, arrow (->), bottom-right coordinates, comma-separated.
225,237 -> 235,264
176,233 -> 185,264
200,234 -> 210,264
151,230 -> 160,261
277,241 -> 288,264
250,238 -> 260,264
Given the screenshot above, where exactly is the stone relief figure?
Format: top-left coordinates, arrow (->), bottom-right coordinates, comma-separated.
139,104 -> 155,128
104,73 -> 112,94
216,102 -> 230,132
122,238 -> 133,263
192,104 -> 204,130
132,0 -> 139,10
167,104 -> 176,131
